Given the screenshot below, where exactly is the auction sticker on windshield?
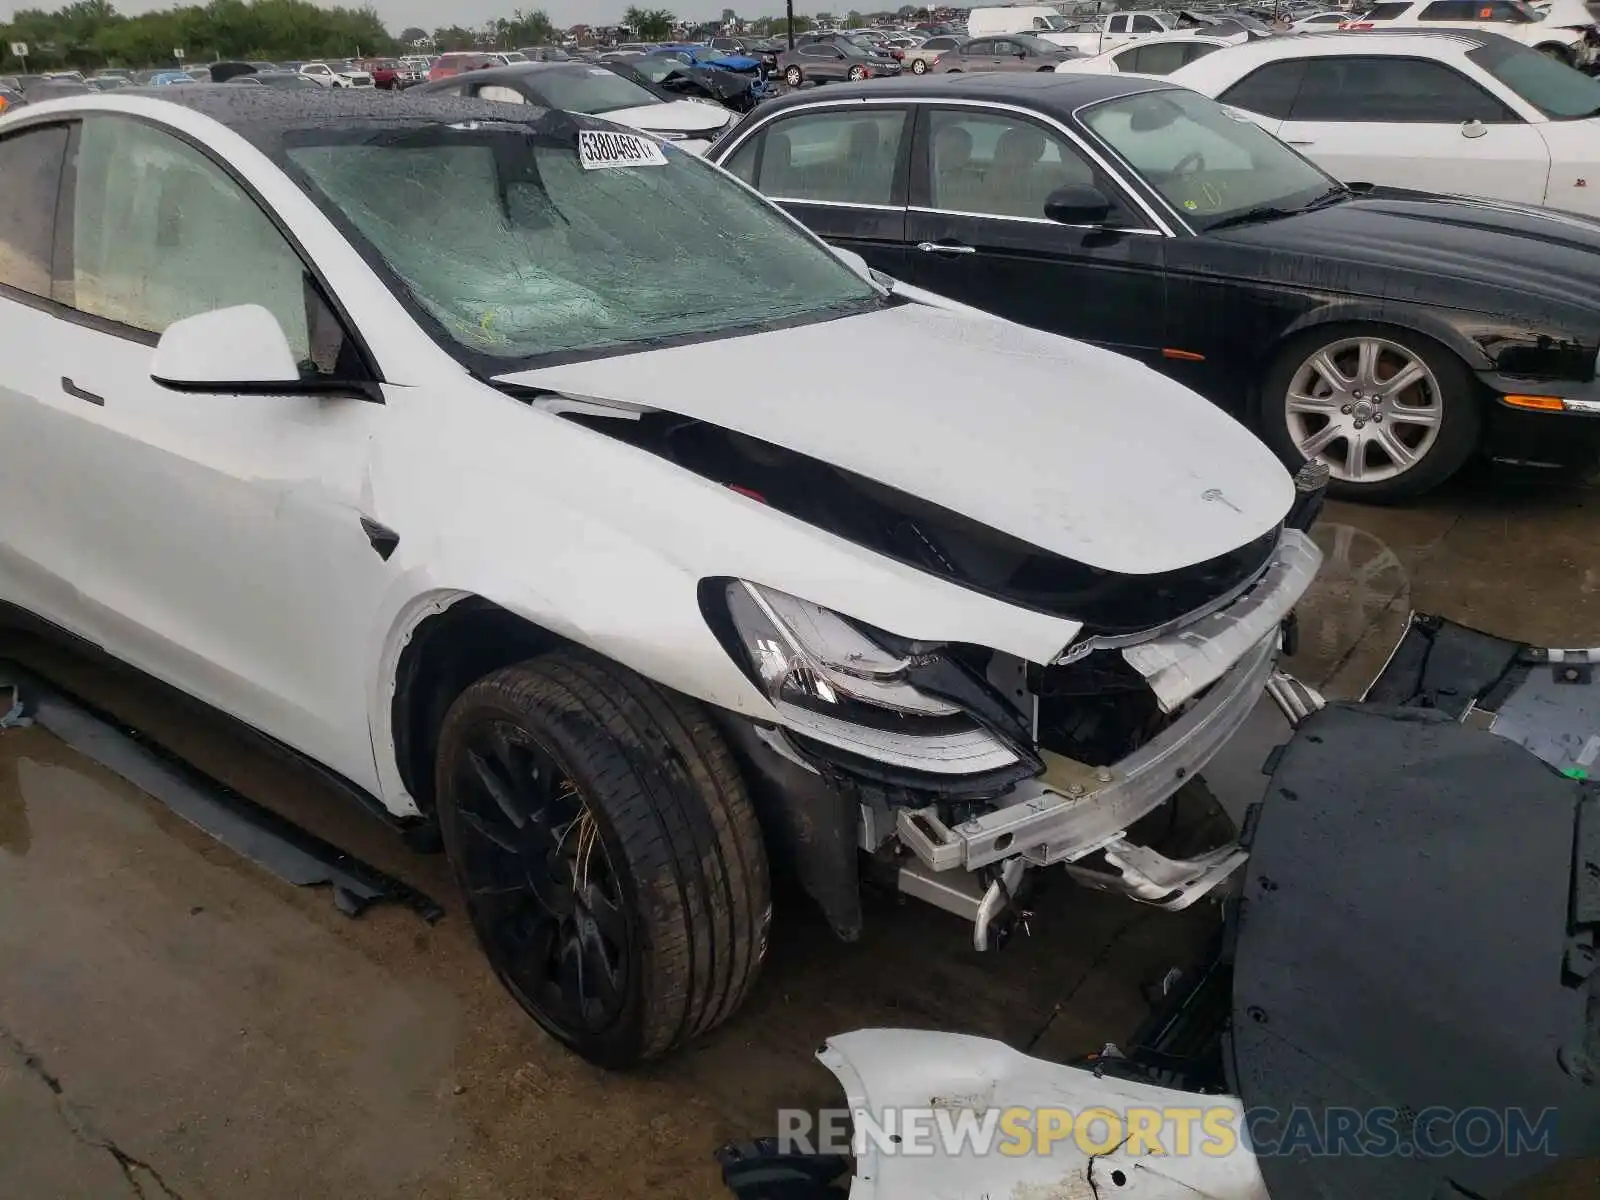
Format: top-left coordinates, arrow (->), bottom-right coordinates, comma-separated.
578,129 -> 668,169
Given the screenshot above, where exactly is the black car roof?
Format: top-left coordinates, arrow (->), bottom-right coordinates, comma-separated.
412,61 -> 613,90
53,88 -> 558,152
755,71 -> 1177,120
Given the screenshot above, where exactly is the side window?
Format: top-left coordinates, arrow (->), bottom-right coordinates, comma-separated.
1183,41 -> 1223,64
926,108 -> 1142,224
476,84 -> 527,104
1112,46 -> 1143,70
995,40 -> 1022,54
755,109 -> 907,205
1109,15 -> 1131,32
0,124 -> 69,299
1218,61 -> 1305,119
65,116 -> 353,377
720,130 -> 760,185
1132,15 -> 1165,32
1130,40 -> 1191,74
1419,0 -> 1476,17
1291,56 -> 1517,122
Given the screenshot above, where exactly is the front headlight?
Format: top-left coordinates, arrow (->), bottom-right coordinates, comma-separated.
720,580 -> 1023,776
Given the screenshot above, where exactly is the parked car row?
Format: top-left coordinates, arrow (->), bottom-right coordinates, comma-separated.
706,40 -> 1600,501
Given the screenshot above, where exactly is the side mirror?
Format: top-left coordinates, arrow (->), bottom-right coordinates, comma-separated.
1044,183 -> 1113,226
152,305 -> 300,390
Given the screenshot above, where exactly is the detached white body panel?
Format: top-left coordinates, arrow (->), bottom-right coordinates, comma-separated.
821,1030 -> 1269,1200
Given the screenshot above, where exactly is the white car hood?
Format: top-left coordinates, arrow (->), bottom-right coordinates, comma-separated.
497,305 -> 1291,576
599,99 -> 730,136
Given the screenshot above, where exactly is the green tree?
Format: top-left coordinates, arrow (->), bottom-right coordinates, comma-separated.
432,24 -> 476,50
504,7 -> 554,46
623,6 -> 675,40
398,25 -> 426,43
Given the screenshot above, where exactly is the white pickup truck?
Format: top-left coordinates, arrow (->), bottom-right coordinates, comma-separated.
1049,9 -> 1178,53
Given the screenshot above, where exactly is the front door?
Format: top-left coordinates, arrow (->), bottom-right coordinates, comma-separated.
1268,53 -> 1550,200
717,105 -> 910,279
900,105 -> 1166,361
36,113 -> 394,788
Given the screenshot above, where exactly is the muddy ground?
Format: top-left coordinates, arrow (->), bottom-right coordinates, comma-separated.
3,471 -> 1599,1199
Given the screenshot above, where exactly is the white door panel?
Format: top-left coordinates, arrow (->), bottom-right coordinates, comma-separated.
41,319 -> 391,789
1276,119 -> 1550,201
0,298 -> 102,636
1532,119 -> 1600,216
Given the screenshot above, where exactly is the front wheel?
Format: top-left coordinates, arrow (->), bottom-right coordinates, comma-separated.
784,64 -> 802,86
911,57 -> 928,74
1259,325 -> 1481,502
847,64 -> 867,80
435,650 -> 771,1067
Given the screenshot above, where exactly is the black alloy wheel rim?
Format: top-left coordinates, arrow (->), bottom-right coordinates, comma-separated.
452,720 -> 629,1036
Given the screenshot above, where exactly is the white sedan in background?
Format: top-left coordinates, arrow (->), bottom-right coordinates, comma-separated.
1055,32 -> 1241,74
1172,29 -> 1600,215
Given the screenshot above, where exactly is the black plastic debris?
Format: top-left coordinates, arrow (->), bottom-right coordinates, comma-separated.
1234,702 -> 1600,1200
0,660 -> 442,923
715,1138 -> 850,1200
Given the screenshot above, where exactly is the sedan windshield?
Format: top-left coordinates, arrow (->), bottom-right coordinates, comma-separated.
1081,89 -> 1336,230
525,67 -> 661,113
281,120 -> 878,369
1468,38 -> 1600,118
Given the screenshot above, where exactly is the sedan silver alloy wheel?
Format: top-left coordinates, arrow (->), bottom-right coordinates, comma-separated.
1284,335 -> 1442,485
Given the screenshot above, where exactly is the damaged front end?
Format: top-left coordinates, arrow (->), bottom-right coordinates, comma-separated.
700,458 -> 1330,949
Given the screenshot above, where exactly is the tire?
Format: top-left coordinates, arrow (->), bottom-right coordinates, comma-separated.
1258,323 -> 1481,503
784,64 -> 802,86
911,57 -> 928,73
435,649 -> 771,1067
848,64 -> 867,80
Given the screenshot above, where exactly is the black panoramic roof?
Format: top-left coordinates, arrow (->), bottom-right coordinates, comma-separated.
752,71 -> 1178,121
22,88 -> 557,151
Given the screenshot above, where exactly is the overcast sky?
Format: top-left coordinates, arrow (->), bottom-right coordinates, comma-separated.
0,0 -> 774,32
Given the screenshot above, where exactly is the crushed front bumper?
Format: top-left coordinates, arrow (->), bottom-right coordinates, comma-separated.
889,531 -> 1322,932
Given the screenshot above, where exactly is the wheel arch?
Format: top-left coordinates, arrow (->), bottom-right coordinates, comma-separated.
387,593 -> 569,816
1251,302 -> 1490,421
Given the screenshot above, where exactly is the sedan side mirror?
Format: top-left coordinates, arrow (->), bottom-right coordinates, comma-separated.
1044,183 -> 1113,226
152,305 -> 300,390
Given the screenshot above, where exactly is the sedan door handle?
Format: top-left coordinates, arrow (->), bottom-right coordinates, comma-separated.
61,377 -> 105,406
917,241 -> 977,255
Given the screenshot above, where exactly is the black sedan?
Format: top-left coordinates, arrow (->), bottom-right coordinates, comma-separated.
709,73 -> 1600,500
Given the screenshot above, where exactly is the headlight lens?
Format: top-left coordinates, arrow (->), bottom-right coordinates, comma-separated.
721,581 -> 1022,775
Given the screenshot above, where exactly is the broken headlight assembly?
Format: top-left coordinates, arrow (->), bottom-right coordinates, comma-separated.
717,580 -> 1024,777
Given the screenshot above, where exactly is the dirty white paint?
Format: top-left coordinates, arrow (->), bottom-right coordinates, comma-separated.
821,1029 -> 1270,1200
0,92 -> 1293,821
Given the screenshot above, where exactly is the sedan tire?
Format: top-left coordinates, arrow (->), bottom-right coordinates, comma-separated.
1260,324 -> 1480,502
848,64 -> 868,80
784,64 -> 803,85
435,649 -> 771,1067
911,57 -> 929,74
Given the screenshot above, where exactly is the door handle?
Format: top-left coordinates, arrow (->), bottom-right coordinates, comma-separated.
61,377 -> 105,406
917,241 -> 976,255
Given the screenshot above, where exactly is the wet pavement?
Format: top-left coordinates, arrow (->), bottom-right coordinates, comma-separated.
3,467 -> 1599,1199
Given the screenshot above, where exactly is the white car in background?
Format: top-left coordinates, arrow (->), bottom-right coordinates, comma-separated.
1291,9 -> 1353,29
298,61 -> 374,88
1055,32 -> 1241,74
1172,30 -> 1600,215
1341,0 -> 1598,65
